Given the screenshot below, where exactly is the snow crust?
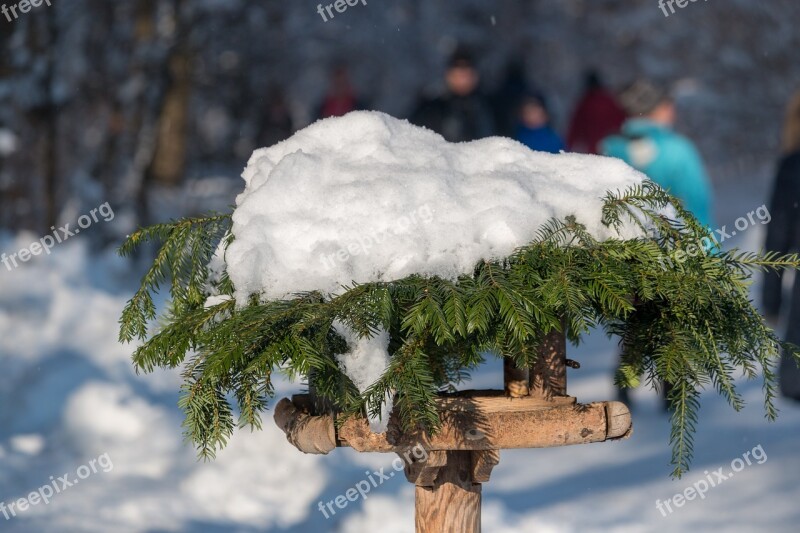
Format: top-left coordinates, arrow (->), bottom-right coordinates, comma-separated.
225,111 -> 648,304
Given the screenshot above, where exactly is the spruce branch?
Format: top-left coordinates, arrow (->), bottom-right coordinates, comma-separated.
118,181 -> 800,477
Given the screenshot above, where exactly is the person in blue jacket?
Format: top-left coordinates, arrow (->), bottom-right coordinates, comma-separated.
515,92 -> 565,154
601,80 -> 714,228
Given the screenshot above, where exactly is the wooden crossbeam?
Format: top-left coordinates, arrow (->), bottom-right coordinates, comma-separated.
337,399 -> 629,453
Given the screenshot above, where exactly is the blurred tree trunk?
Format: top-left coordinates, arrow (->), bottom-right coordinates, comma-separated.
42,8 -> 60,233
0,26 -> 14,231
135,0 -> 192,224
86,0 -> 121,207
147,37 -> 191,187
122,0 -> 188,224
126,0 -> 160,225
0,16 -> 58,234
24,5 -> 61,233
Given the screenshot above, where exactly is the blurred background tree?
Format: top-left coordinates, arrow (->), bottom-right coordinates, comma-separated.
1,0 -> 799,238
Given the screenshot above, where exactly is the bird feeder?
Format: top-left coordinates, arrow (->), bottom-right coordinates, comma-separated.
274,327 -> 632,533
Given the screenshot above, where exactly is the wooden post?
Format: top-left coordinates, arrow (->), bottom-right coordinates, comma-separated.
275,319 -> 633,533
529,325 -> 568,399
415,451 -> 481,533
503,357 -> 529,398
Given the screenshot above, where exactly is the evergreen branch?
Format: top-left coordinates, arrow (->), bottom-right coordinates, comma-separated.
118,214 -> 232,342
117,183 -> 800,477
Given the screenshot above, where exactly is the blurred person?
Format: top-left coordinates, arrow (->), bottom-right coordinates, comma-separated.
258,85 -> 294,147
410,48 -> 494,142
566,70 -> 627,154
491,59 -> 531,138
601,80 -> 714,228
602,80 -> 714,410
316,65 -> 365,120
763,90 -> 800,402
515,92 -> 565,154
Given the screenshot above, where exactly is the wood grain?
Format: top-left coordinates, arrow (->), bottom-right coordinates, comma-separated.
415,451 -> 481,533
338,401 -> 630,452
503,357 -> 530,397
529,326 -> 568,399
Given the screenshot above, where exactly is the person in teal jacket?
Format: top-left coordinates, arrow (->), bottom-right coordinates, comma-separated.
602,81 -> 715,409
601,80 -> 714,228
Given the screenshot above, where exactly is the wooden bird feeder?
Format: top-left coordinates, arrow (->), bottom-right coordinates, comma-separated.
274,327 -> 632,532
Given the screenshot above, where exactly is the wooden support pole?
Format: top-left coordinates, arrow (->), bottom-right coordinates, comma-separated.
529,325 -> 568,399
405,450 -> 448,487
503,357 -> 529,397
470,449 -> 500,483
415,450 -> 481,533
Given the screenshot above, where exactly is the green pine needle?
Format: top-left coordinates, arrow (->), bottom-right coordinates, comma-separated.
118,181 -> 800,477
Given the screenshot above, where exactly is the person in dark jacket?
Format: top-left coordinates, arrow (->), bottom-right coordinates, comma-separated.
410,48 -> 494,143
515,93 -> 565,154
316,65 -> 365,120
490,59 -> 531,138
258,85 -> 294,147
567,70 -> 627,154
763,90 -> 800,401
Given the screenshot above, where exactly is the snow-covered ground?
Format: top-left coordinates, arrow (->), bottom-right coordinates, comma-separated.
1,187 -> 798,532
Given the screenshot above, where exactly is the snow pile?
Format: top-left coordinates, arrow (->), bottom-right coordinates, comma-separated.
64,382 -> 181,479
226,111 -> 649,303
333,321 -> 392,432
0,233 -> 137,379
223,111 -> 650,432
0,234 -> 328,532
